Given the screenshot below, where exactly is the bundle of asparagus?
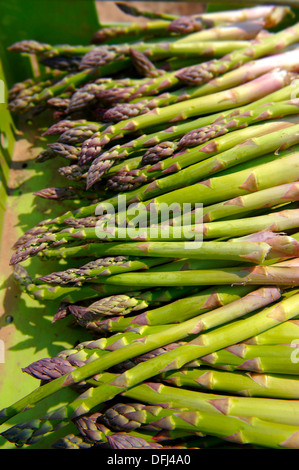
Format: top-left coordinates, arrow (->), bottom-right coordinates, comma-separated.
3,2 -> 299,450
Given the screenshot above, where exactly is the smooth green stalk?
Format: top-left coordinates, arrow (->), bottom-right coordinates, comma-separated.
162,368 -> 299,399
195,344 -> 299,375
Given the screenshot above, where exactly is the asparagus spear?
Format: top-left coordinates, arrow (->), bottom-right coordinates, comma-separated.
174,20 -> 266,44
22,316 -> 299,383
32,207 -> 299,243
8,371 -> 299,448
193,344 -> 299,375
116,3 -> 290,29
19,238 -> 277,266
91,20 -> 179,44
177,98 -> 299,150
71,285 -> 199,317
69,284 -> 255,334
115,2 -> 177,21
162,368 -> 299,399
79,40 -> 251,72
104,50 -> 299,115
15,38 -> 249,67
175,22 -> 299,86
12,264 -> 149,303
86,82 -> 299,188
2,288 -> 298,434
201,182 -> 299,223
79,69 -> 292,164
37,256 -> 172,285
126,149 -> 299,218
245,319 -> 299,345
80,264 -> 299,288
133,208 -> 299,242
28,143 -> 299,244
33,146 -> 299,252
106,120 -> 299,191
8,58 -> 131,114
100,387 -> 299,428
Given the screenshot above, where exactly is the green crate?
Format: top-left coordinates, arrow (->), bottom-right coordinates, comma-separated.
0,0 -> 298,449
0,0 -> 102,448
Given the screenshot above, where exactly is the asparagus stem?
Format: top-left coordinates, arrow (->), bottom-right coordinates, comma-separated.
162,368 -> 299,399
70,284 -> 255,334
85,81 -> 299,188
62,289 -> 299,422
106,120 -> 299,191
79,69 -> 292,164
0,286 -> 283,424
37,256 -> 172,285
175,21 -> 299,86
105,50 -> 299,113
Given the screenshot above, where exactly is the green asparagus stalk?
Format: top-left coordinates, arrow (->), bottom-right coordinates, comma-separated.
175,21 -> 299,86
201,181 -> 299,223
100,386 -> 299,428
106,120 -> 299,191
31,148 -> 298,256
162,368 -> 299,399
60,290 -> 299,423
37,256 -> 172,285
21,325 -> 173,381
148,208 -> 299,242
26,238 -> 276,266
104,50 -> 299,114
174,20 -> 266,44
195,344 -> 299,375
3,287 -> 297,442
35,228 -> 299,268
116,3 -> 290,29
87,285 -> 201,315
79,69 -> 292,164
245,319 -> 299,345
79,40 -> 251,70
86,81 -> 299,188
125,148 -> 299,220
0,285 -> 284,424
8,58 -> 131,114
77,285 -> 257,334
115,2 -> 177,21
33,207 -> 299,243
15,38 -> 248,71
177,98 -> 299,150
22,316 -> 299,384
25,145 -> 299,252
12,264 -> 150,303
10,374 -> 299,448
79,264 -> 299,288
91,20 -> 179,44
